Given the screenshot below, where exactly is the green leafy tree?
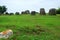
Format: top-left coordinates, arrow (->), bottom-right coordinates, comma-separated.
21,11 -> 25,14
56,8 -> 60,14
9,13 -> 14,15
15,12 -> 20,15
0,6 -> 7,14
2,6 -> 7,13
0,6 -> 2,14
25,10 -> 30,14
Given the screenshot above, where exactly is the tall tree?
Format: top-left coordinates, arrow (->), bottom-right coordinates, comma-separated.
0,6 -> 2,14
0,6 -> 7,14
56,8 -> 60,14
2,6 -> 7,13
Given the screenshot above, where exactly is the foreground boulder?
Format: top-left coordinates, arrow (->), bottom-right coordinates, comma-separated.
0,29 -> 13,39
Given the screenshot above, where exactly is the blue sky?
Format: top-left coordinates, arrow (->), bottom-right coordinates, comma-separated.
0,0 -> 60,13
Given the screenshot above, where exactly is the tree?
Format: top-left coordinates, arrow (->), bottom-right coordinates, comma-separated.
0,6 -> 7,15
0,6 -> 2,14
56,8 -> 60,14
15,12 -> 20,15
2,6 -> 7,13
21,11 -> 25,14
9,13 -> 14,15
25,10 -> 30,14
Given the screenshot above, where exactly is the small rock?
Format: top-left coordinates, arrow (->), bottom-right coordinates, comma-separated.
0,29 -> 13,39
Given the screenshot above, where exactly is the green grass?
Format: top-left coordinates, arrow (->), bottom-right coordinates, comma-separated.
0,14 -> 60,40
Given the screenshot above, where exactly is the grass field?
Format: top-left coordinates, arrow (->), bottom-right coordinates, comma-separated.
0,14 -> 60,40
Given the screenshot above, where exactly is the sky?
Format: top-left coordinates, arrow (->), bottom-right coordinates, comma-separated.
0,0 -> 60,13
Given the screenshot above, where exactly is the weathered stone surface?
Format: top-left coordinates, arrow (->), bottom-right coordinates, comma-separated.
31,11 -> 36,15
40,8 -> 46,15
9,13 -> 14,15
49,8 -> 56,15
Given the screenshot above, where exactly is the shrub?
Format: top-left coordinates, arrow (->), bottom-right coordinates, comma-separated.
5,12 -> 9,15
40,8 -> 46,15
9,13 -> 14,15
0,6 -> 7,14
21,11 -> 25,14
25,10 -> 30,14
15,12 -> 20,15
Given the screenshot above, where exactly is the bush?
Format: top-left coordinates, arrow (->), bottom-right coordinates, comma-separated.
40,8 -> 46,15
25,10 -> 30,14
0,6 -> 7,14
15,12 -> 20,15
21,10 -> 30,14
9,13 -> 14,15
5,12 -> 9,15
21,11 -> 25,14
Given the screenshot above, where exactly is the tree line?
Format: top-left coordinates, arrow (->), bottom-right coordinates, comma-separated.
0,5 -> 60,15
